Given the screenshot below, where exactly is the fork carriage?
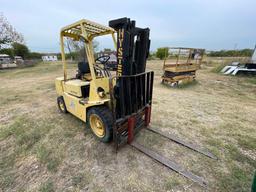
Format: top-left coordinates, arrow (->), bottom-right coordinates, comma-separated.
110,71 -> 154,148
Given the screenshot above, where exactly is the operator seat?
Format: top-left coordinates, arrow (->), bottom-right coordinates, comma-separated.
76,61 -> 91,80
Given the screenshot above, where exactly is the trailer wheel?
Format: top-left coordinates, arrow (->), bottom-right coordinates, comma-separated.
161,79 -> 167,84
171,82 -> 178,87
57,96 -> 67,113
86,106 -> 113,143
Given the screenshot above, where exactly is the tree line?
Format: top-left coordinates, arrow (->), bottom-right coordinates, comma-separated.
207,49 -> 254,57
152,47 -> 255,60
0,13 -> 42,59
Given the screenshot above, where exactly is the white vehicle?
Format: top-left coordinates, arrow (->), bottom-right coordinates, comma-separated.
42,55 -> 58,61
0,54 -> 11,64
0,54 -> 17,69
221,46 -> 256,75
14,56 -> 24,65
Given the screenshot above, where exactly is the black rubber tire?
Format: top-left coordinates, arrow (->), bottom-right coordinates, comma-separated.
86,106 -> 113,143
57,96 -> 68,113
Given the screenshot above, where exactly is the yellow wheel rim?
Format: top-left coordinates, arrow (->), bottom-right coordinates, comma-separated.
59,102 -> 65,111
89,114 -> 105,138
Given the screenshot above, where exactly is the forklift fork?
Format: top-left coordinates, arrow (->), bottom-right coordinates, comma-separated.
128,124 -> 217,188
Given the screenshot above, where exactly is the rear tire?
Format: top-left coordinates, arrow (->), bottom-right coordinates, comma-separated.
57,96 -> 67,113
86,106 -> 113,143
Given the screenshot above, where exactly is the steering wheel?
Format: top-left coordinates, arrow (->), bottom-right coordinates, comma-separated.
95,55 -> 110,65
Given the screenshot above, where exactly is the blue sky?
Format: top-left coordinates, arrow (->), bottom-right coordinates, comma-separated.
1,0 -> 256,53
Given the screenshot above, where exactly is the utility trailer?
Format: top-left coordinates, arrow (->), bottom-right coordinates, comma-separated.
221,46 -> 256,75
162,47 -> 205,86
55,18 -> 216,188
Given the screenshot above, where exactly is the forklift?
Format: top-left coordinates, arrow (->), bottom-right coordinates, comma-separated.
55,18 -> 216,188
56,18 -> 153,146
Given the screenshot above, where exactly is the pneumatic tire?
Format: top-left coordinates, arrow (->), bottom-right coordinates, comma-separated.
86,106 -> 113,143
57,96 -> 67,113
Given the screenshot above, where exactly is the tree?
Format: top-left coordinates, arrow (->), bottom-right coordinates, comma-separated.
64,37 -> 99,60
0,48 -> 14,57
0,13 -> 24,49
156,47 -> 168,60
12,42 -> 29,58
64,38 -> 77,60
27,52 -> 42,59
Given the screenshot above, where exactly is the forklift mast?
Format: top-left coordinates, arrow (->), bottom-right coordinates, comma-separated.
108,18 -> 154,147
109,17 -> 153,119
109,17 -> 150,76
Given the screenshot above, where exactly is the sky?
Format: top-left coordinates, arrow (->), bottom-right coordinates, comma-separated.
1,0 -> 256,53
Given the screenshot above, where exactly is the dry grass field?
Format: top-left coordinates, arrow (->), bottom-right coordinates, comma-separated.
0,59 -> 255,192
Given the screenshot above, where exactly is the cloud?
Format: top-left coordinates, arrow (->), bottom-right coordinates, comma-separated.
1,0 -> 256,52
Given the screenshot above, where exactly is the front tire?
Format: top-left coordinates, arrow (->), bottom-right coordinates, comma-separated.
86,106 -> 113,143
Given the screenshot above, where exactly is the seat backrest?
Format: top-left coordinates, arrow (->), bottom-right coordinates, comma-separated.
78,61 -> 90,74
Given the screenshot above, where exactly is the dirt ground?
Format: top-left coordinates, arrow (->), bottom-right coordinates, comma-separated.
0,59 -> 255,192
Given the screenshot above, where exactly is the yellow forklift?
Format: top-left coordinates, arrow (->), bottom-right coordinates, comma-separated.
55,18 -> 216,187
55,18 -> 153,144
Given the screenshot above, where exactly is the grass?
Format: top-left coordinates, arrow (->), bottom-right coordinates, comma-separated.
211,63 -> 227,73
216,166 -> 252,192
71,173 -> 91,188
36,145 -> 61,172
237,135 -> 256,150
137,131 -> 165,149
39,180 -> 55,192
165,176 -> 182,190
207,57 -> 240,73
226,144 -> 256,168
0,60 -> 255,191
0,173 -> 15,190
247,78 -> 256,84
177,79 -> 198,88
0,116 -> 52,151
0,148 -> 16,190
0,116 -> 58,190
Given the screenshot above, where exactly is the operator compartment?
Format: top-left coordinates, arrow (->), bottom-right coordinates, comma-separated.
64,79 -> 90,98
